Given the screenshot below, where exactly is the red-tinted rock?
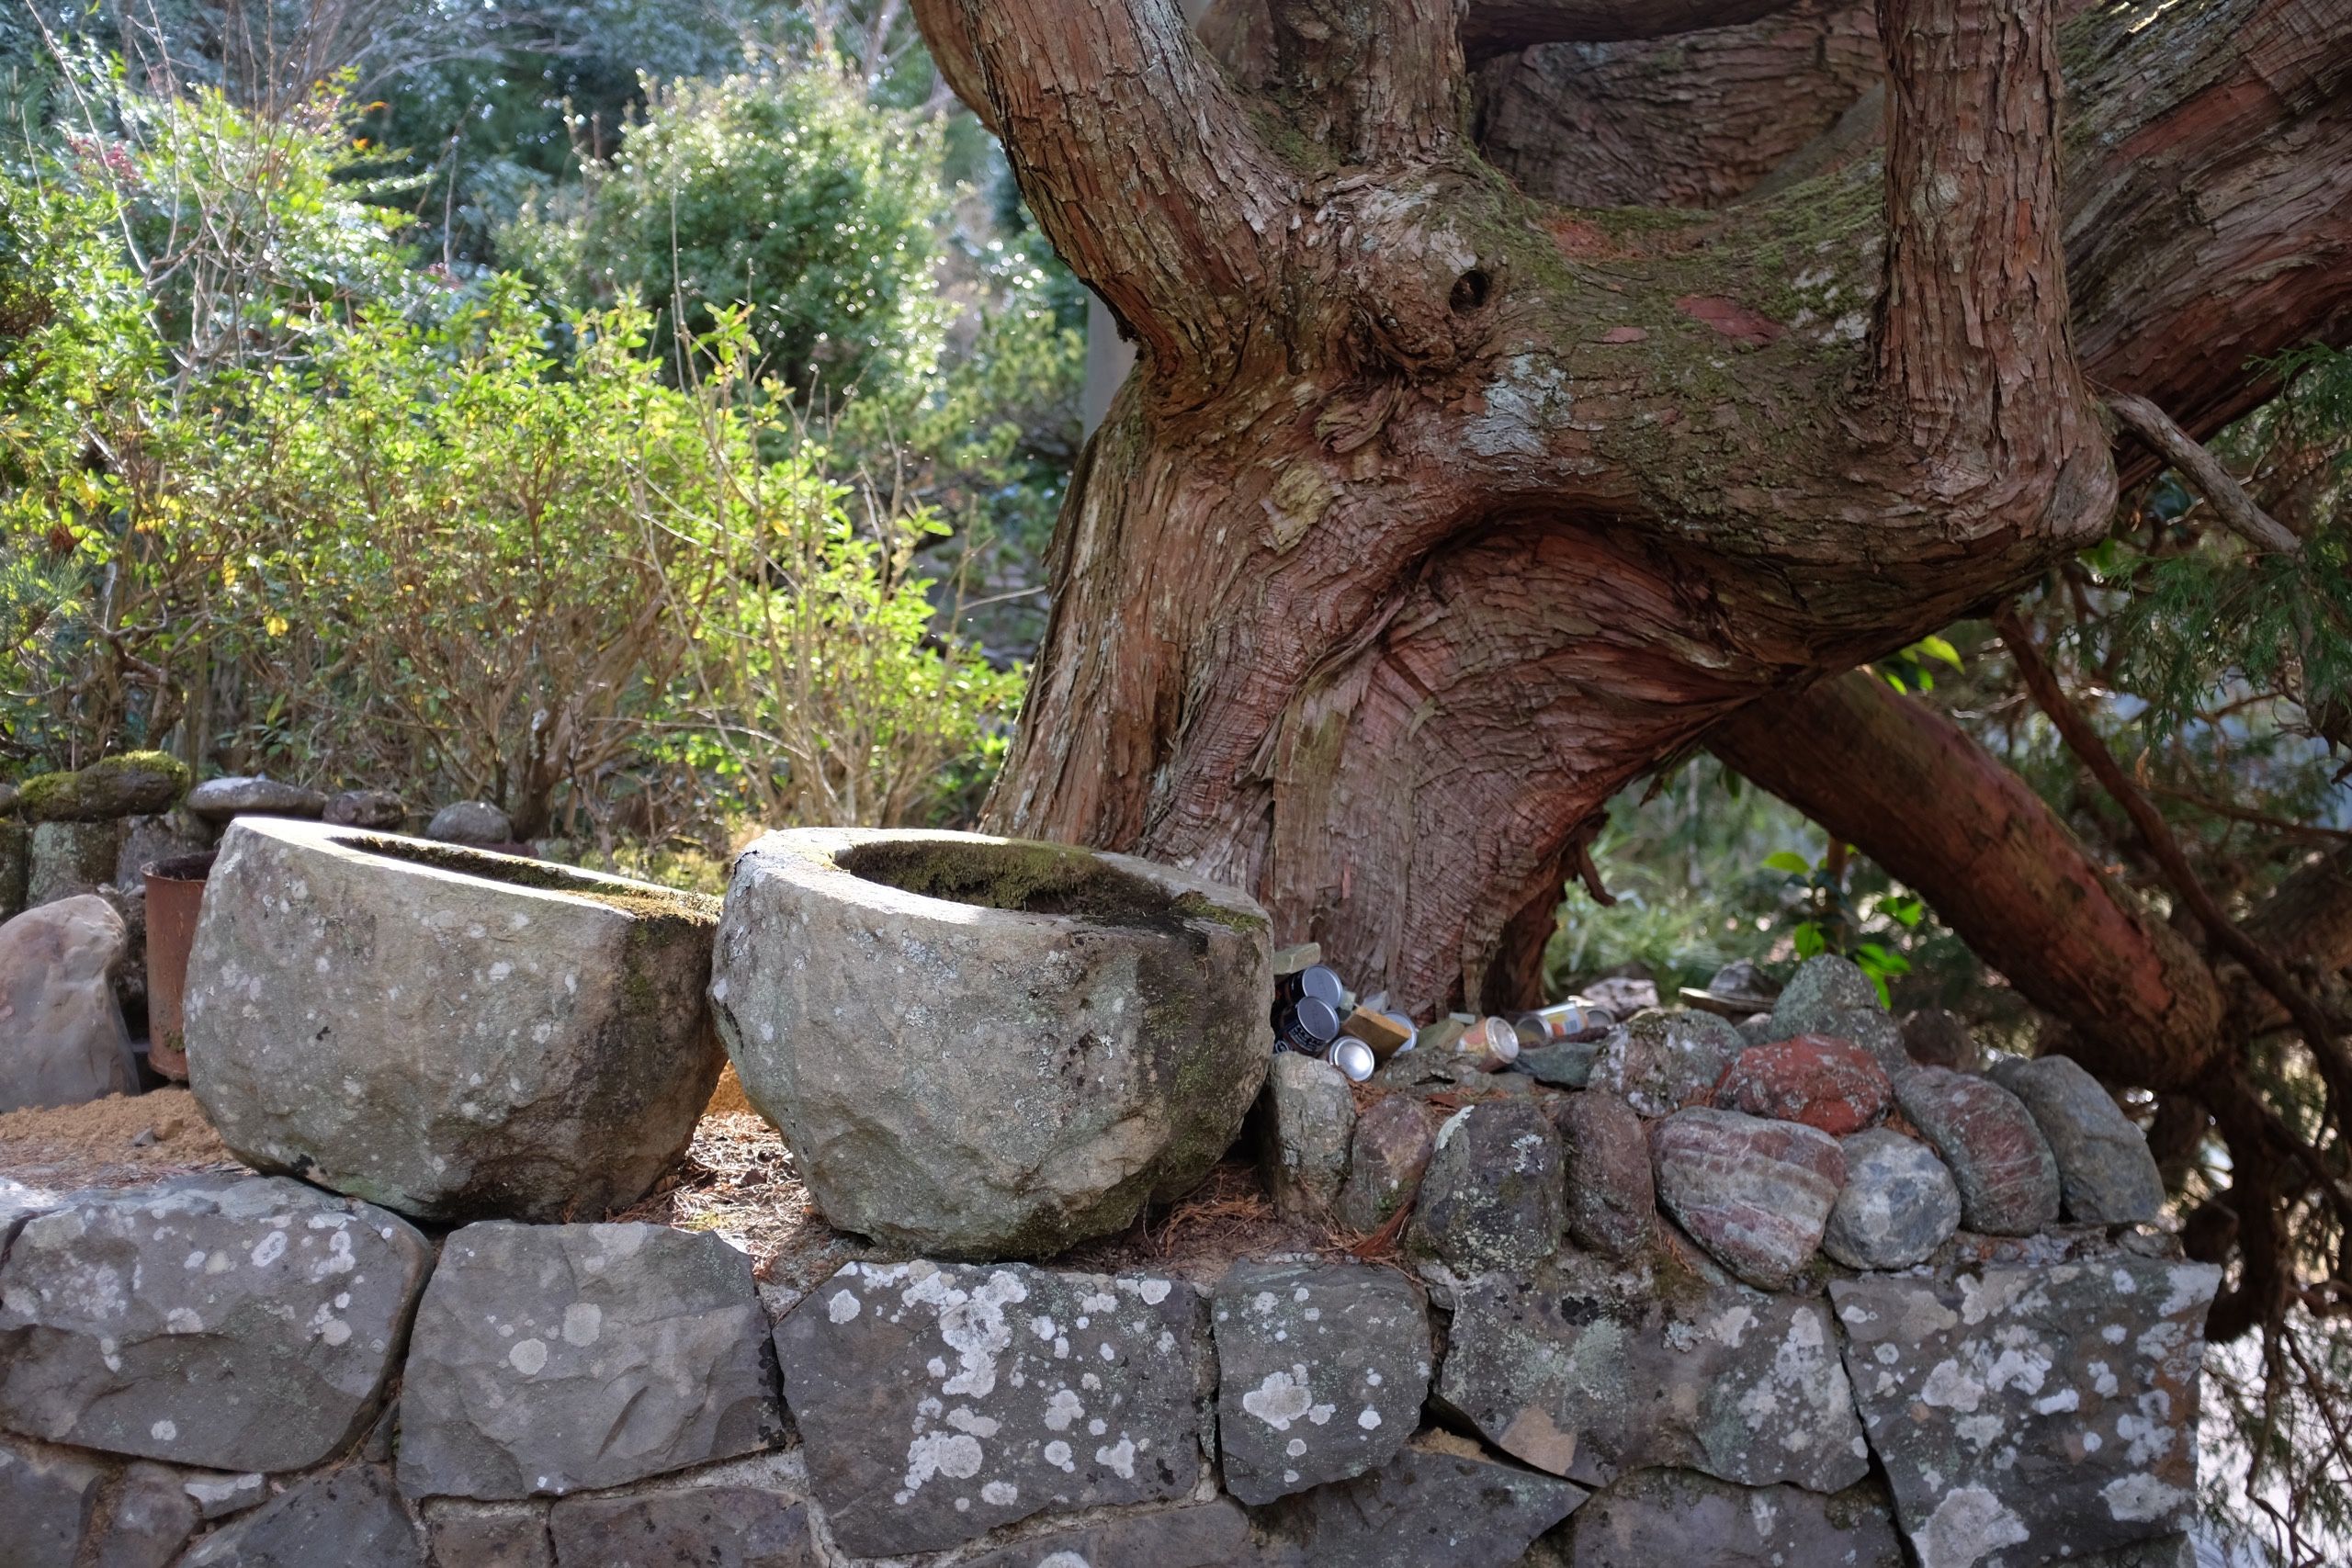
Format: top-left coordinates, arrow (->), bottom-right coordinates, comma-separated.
1649,1108 -> 1844,1289
1713,1034 -> 1893,1135
1893,1066 -> 2060,1235
1552,1090 -> 1654,1259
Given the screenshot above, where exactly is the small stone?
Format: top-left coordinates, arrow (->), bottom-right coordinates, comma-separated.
27,819 -> 124,906
1713,1033 -> 1893,1135
1259,1052 -> 1357,1222
1770,954 -> 1881,1035
1821,1129 -> 1962,1269
1212,1260 -> 1428,1503
1823,1006 -> 1912,1075
0,1177 -> 64,1258
1517,1039 -> 1599,1087
775,1260 -> 1210,1556
1581,975 -> 1659,1016
396,1222 -> 780,1500
183,776 -> 327,822
183,1470 -> 269,1521
1553,1090 -> 1653,1259
0,894 -> 137,1111
1900,1007 -> 1984,1070
1736,1011 -> 1777,1046
93,1461 -> 201,1568
1650,1106 -> 1843,1289
421,1502 -> 550,1568
180,1464 -> 424,1568
1987,1055 -> 2166,1224
426,800 -> 513,844
548,1484 -> 818,1566
1894,1067 -> 2061,1235
1254,1434 -> 1588,1567
1437,1264 -> 1866,1493
1832,1260 -> 2221,1567
14,754 -> 189,823
323,790 -> 407,830
1564,1468 -> 1904,1568
1406,1100 -> 1566,1274
1334,1094 -> 1442,1234
960,1500 -> 1251,1568
0,1433 -> 105,1568
0,1177 -> 431,1472
1272,942 -> 1323,975
1589,1010 -> 1743,1117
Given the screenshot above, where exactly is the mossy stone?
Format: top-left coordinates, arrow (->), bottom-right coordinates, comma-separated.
16,752 -> 190,822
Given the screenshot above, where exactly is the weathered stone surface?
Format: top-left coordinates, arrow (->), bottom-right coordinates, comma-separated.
1822,1129 -> 1962,1270
548,1484 -> 819,1567
1736,1011 -> 1777,1046
0,894 -> 137,1111
1254,1434 -> 1588,1568
1406,1100 -> 1565,1274
1563,1467 -> 1905,1568
1334,1094 -> 1442,1234
1259,1053 -> 1357,1222
184,1469 -> 268,1520
15,754 -> 189,823
1894,1067 -> 2062,1235
1832,1260 -> 2222,1568
1826,1008 -> 1913,1076
1714,1034 -> 1893,1135
28,819 -> 124,905
1518,1038 -> 1599,1087
427,800 -> 513,843
1553,1090 -> 1653,1259
1,820 -> 28,919
1651,1107 -> 1842,1289
960,1500 -> 1253,1568
114,812 -> 213,890
712,829 -> 1272,1258
186,818 -> 723,1223
0,1432 -> 105,1568
1770,955 -> 1881,1035
0,1178 -> 63,1259
184,776 -> 327,821
1436,1263 -> 1868,1493
1902,1007 -> 1984,1070
1212,1261 -> 1428,1503
397,1222 -> 779,1501
1583,975 -> 1659,1016
422,1501 -> 551,1568
181,1464 -> 424,1568
1988,1055 -> 2166,1224
324,790 -> 407,829
0,1177 -> 429,1472
776,1260 -> 1210,1556
95,1461 -> 203,1568
1589,1010 -> 1743,1117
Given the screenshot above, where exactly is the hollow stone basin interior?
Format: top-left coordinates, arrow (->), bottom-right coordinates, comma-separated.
835,838 -> 1191,932
338,832 -> 719,922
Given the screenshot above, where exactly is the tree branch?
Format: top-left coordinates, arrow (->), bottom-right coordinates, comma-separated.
2107,393 -> 2305,555
1268,0 -> 1466,162
909,0 -> 997,132
1460,1 -> 1804,57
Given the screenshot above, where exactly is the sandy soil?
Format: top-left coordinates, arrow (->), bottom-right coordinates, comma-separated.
0,1089 -> 240,1190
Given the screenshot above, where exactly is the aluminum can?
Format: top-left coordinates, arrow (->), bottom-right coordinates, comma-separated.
1275,996 -> 1342,1054
1327,1038 -> 1377,1082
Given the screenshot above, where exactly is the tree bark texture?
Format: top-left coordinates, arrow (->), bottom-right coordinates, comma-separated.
917,0 -> 2352,1016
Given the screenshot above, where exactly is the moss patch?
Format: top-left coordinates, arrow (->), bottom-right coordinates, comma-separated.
343,833 -> 720,925
839,838 -> 1206,934
16,751 -> 190,822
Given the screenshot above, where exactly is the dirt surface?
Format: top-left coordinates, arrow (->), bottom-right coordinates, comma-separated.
0,1089 -> 240,1190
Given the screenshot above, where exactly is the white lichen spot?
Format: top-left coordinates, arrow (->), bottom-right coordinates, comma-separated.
1357,1408 -> 1382,1431
902,1431 -> 984,1493
150,1420 -> 177,1442
1136,1279 -> 1171,1306
1044,1389 -> 1085,1431
508,1337 -> 548,1375
828,1291 -> 862,1325
979,1480 -> 1018,1507
1094,1438 -> 1136,1480
562,1303 -> 602,1347
1044,1439 -> 1075,1472
1917,1485 -> 2029,1568
2099,1472 -> 2186,1523
1243,1369 -> 1315,1430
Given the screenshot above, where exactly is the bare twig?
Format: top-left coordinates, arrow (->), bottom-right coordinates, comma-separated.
2109,393 -> 2304,556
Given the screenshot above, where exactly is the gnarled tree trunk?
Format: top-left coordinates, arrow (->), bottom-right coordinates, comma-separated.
916,0 -> 2352,1016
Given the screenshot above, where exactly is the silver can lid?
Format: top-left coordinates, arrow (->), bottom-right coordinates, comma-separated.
1328,1038 -> 1377,1082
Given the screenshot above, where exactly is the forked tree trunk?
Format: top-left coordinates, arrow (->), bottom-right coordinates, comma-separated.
918,0 -> 2352,1015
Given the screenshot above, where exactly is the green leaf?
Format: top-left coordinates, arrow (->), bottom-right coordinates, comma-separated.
1792,921 -> 1827,959
1763,850 -> 1814,876
1915,633 -> 1964,671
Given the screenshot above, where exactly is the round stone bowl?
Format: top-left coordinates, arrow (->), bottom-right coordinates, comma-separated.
184,818 -> 723,1223
710,829 -> 1273,1258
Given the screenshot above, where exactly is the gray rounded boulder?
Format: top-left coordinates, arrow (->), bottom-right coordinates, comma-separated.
709,828 -> 1272,1258
185,818 -> 723,1223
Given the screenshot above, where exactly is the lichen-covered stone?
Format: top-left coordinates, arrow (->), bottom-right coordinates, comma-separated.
1518,1039 -> 1599,1087
961,1499 -> 1252,1568
396,1222 -> 780,1501
184,776 -> 327,822
1714,1034 -> 1892,1135
0,820 -> 28,919
1589,1010 -> 1743,1117
1406,1100 -> 1565,1274
0,1178 -> 62,1260
426,800 -> 513,844
15,754 -> 188,823
113,812 -> 214,890
0,1432 -> 105,1568
1770,955 -> 1881,1035
1822,1129 -> 1962,1270
1553,1089 -> 1653,1260
95,1461 -> 203,1568
0,894 -> 137,1112
1259,1053 -> 1357,1222
1253,1433 -> 1588,1568
1831,1260 -> 2221,1568
27,819 -> 124,905
1894,1067 -> 2061,1235
0,1177 -> 429,1472
1563,1467 -> 1905,1568
711,829 -> 1271,1258
180,1464 -> 424,1568
1435,1263 -> 1868,1494
547,1483 -> 819,1566
1212,1261 -> 1428,1503
1651,1107 -> 1843,1289
185,818 -> 722,1223
774,1259 -> 1210,1556
1988,1055 -> 2166,1224
1334,1093 -> 1442,1234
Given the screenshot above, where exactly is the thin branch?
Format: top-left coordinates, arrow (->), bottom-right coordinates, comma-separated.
2109,392 -> 2304,556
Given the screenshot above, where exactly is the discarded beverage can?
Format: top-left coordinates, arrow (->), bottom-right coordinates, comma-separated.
1453,1015 -> 1520,1072
1514,1000 -> 1616,1047
1275,996 -> 1342,1054
1276,964 -> 1346,1011
1327,1038 -> 1377,1082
